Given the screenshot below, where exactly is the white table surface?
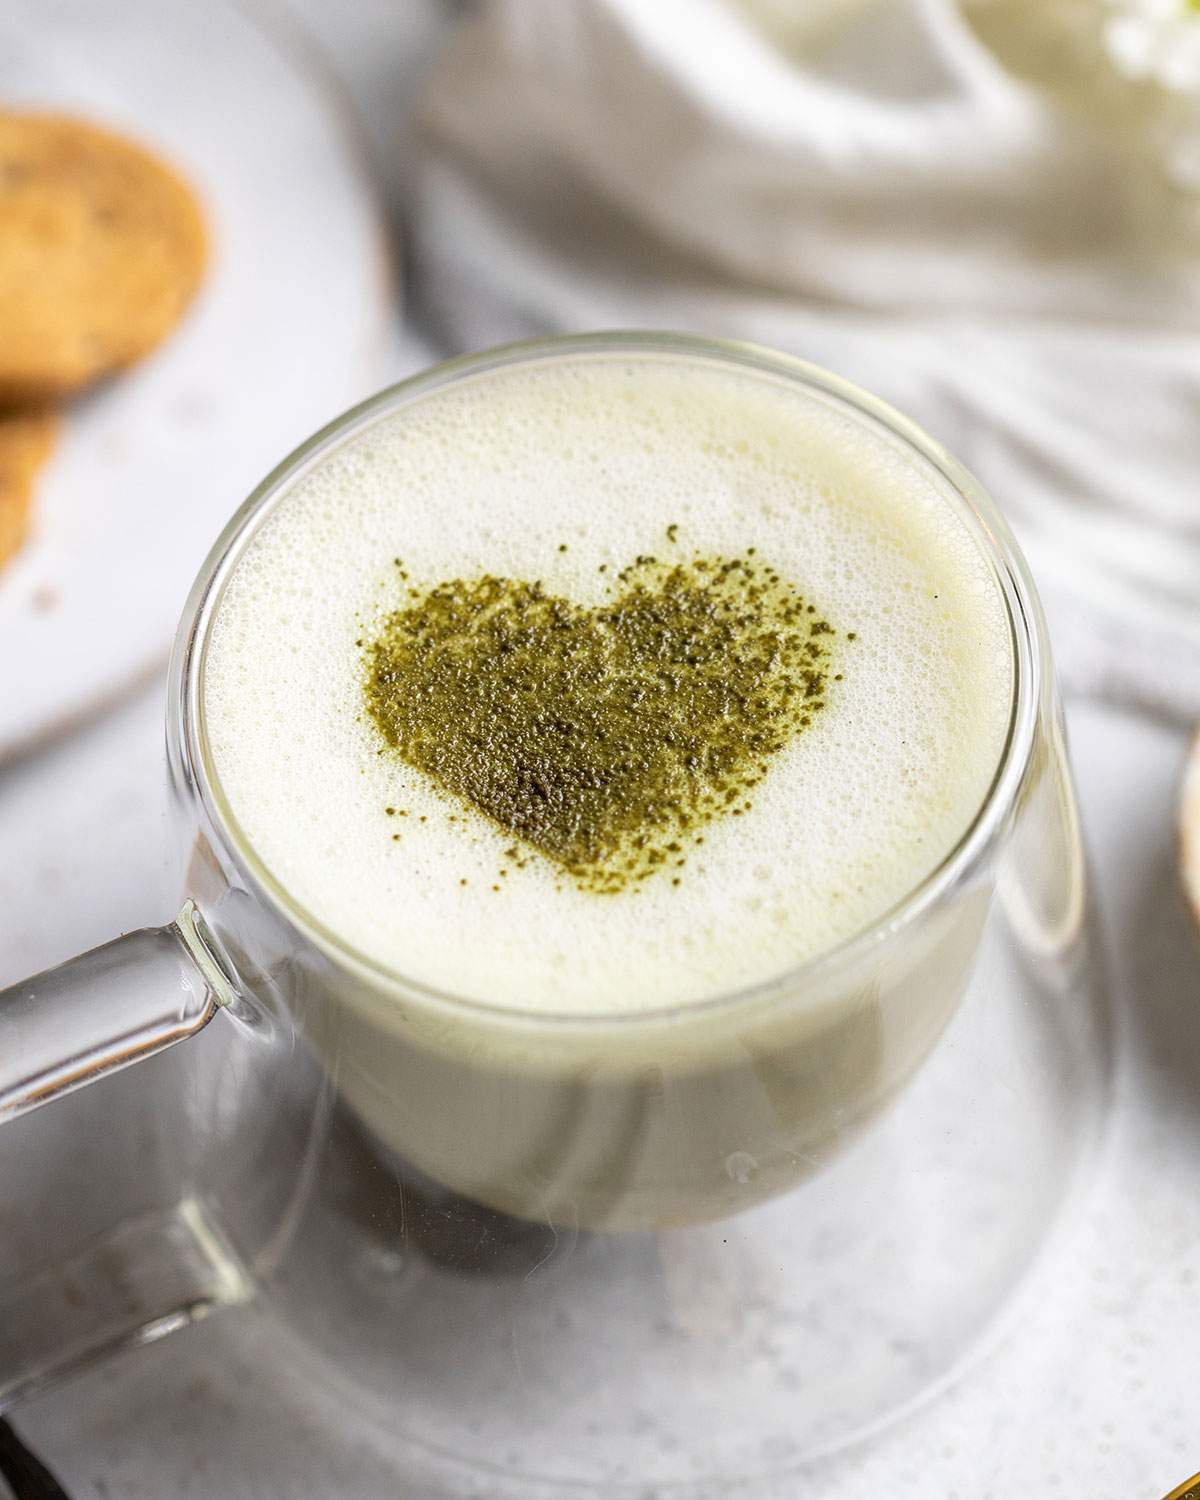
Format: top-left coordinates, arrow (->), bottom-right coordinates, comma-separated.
2,3 -> 1199,1496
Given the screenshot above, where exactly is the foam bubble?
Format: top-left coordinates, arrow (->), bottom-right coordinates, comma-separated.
202,353 -> 1013,1014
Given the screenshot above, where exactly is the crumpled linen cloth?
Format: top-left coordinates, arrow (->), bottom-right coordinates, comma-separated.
410,0 -> 1200,721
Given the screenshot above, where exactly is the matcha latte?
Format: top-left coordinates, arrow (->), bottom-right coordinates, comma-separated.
202,352 -> 1011,1016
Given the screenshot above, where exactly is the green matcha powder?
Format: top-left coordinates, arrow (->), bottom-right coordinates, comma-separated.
362,539 -> 840,894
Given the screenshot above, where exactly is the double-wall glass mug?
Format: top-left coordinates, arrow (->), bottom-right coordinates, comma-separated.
0,335 -> 1108,1492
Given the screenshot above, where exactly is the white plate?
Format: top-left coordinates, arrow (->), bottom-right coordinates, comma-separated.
0,0 -> 393,760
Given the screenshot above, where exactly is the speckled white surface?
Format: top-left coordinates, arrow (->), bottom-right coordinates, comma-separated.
0,0 -> 1198,1494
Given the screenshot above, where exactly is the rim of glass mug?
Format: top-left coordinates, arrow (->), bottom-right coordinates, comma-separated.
169,330 -> 1043,1029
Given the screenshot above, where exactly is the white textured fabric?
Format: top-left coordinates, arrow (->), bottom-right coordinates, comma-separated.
411,0 -> 1200,720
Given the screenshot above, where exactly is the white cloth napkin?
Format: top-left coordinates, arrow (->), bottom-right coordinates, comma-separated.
410,0 -> 1200,722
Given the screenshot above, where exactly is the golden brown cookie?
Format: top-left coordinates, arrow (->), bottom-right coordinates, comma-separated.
0,113 -> 207,402
0,409 -> 58,567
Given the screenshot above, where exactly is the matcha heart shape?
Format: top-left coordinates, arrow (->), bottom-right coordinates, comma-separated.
363,550 -> 837,893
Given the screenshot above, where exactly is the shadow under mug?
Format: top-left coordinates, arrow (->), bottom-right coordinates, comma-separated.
0,334 -> 1106,1483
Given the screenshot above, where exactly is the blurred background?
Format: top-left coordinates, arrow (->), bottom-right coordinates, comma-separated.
1,1 -> 1199,1495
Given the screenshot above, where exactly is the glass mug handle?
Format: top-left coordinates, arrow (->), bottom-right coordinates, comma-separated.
0,902 -> 227,1123
0,900 -> 250,1411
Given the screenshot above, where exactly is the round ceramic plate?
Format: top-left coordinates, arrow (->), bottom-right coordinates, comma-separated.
0,0 -> 393,760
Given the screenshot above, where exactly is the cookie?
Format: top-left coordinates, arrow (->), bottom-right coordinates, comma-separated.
0,113 -> 207,402
0,408 -> 58,567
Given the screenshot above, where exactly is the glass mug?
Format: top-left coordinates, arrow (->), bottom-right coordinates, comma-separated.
0,335 -> 1107,1489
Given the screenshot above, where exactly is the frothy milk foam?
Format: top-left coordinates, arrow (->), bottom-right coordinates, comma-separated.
202,354 -> 1012,1015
